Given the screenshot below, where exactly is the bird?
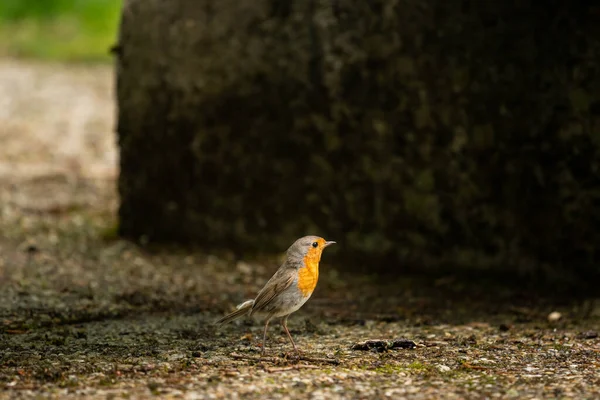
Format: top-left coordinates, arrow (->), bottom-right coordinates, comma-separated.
215,235 -> 336,355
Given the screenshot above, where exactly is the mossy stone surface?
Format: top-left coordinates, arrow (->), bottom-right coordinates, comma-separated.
117,0 -> 600,289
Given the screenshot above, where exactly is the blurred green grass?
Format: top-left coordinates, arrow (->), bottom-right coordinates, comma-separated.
0,0 -> 121,62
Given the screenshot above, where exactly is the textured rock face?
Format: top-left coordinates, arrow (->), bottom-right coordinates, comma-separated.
116,0 -> 599,285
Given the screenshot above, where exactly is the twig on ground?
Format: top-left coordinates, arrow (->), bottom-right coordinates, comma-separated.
264,364 -> 321,372
230,353 -> 281,363
461,362 -> 491,371
229,352 -> 340,365
292,355 -> 340,365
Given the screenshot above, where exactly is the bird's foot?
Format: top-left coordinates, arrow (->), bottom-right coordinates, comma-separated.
282,350 -> 303,361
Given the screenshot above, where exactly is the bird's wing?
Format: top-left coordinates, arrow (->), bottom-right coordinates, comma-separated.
251,267 -> 295,315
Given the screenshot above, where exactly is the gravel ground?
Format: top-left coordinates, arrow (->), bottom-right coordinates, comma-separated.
0,58 -> 599,399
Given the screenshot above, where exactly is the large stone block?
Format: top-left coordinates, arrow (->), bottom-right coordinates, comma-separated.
116,0 -> 600,288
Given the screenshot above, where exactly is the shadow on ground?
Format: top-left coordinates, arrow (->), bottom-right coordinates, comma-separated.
0,175 -> 599,399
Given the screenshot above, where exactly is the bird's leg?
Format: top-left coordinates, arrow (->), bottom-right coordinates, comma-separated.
281,315 -> 299,356
261,318 -> 271,356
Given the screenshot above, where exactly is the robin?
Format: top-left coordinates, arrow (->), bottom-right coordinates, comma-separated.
215,235 -> 336,355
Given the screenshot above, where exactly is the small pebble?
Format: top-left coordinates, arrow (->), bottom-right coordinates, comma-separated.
437,364 -> 451,372
577,331 -> 598,339
547,311 -> 561,322
351,340 -> 388,352
390,338 -> 417,349
351,338 -> 416,352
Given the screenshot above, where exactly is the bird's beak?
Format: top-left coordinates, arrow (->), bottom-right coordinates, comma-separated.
324,241 -> 336,247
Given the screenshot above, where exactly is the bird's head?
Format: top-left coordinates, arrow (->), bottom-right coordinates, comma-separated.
286,235 -> 336,264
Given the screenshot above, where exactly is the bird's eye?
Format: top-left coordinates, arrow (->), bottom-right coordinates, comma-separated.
312,242 -> 318,248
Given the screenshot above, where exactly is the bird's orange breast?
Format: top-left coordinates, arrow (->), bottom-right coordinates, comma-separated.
297,254 -> 320,297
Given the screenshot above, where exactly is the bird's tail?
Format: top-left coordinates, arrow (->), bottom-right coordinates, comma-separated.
214,300 -> 254,327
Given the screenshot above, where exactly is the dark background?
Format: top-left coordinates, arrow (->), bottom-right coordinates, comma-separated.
116,0 -> 600,298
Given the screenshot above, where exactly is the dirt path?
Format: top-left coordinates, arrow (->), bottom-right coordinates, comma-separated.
0,59 -> 599,399
0,58 -> 116,181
